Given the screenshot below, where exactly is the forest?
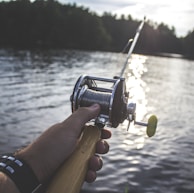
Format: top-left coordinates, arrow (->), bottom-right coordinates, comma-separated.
0,0 -> 193,59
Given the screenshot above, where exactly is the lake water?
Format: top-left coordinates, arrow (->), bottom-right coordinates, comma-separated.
0,49 -> 194,193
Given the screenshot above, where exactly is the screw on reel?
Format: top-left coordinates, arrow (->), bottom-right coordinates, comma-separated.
70,75 -> 157,137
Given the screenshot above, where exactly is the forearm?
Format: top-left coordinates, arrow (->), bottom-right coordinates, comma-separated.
14,107 -> 99,183
0,121 -> 78,193
0,105 -> 109,192
0,172 -> 20,193
15,122 -> 76,183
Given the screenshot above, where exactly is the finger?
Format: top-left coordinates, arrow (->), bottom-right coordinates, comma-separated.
96,140 -> 109,154
85,170 -> 97,183
61,104 -> 101,138
101,128 -> 112,139
74,104 -> 101,124
88,155 -> 103,171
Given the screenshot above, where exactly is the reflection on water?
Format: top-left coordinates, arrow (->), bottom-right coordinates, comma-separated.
0,49 -> 194,193
121,55 -> 149,151
126,55 -> 148,120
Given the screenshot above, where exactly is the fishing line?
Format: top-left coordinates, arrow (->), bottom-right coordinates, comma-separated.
79,89 -> 111,115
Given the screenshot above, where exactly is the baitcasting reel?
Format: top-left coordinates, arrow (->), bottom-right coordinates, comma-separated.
70,75 -> 157,137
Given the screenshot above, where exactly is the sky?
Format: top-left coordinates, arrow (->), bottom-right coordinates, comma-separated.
61,0 -> 194,37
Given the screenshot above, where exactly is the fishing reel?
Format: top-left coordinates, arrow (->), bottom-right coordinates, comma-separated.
71,75 -> 157,137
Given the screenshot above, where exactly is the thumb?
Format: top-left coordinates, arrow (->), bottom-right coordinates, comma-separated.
75,104 -> 101,123
61,104 -> 101,137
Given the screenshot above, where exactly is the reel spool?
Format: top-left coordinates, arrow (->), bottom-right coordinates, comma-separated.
71,75 -> 157,136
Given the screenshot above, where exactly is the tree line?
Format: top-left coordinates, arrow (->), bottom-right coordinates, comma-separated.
0,0 -> 193,59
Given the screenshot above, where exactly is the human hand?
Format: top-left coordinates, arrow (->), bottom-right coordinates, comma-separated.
16,104 -> 111,184
85,125 -> 111,183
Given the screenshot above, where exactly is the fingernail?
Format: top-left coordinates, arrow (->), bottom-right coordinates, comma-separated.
90,104 -> 100,109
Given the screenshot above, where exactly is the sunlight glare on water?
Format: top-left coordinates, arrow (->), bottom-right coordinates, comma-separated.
126,55 -> 148,121
121,54 -> 150,151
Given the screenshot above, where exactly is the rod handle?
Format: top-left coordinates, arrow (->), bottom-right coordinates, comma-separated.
46,125 -> 101,193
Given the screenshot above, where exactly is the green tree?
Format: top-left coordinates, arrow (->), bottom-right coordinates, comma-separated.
183,29 -> 194,58
0,0 -> 193,58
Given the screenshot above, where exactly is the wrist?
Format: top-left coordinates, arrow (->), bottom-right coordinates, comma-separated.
15,146 -> 47,183
0,155 -> 40,193
0,172 -> 20,193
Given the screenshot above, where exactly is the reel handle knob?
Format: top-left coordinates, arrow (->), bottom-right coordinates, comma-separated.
135,115 -> 158,137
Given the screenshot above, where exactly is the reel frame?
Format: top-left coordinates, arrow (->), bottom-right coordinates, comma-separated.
71,75 -> 128,128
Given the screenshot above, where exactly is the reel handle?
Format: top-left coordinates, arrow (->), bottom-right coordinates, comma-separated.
135,115 -> 158,137
46,125 -> 101,193
127,103 -> 158,137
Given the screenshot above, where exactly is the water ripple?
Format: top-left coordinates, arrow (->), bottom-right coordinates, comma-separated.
0,49 -> 194,192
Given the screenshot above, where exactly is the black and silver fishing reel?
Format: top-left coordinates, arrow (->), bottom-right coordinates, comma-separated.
71,75 -> 157,137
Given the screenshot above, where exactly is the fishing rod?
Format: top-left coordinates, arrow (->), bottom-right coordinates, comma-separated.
120,16 -> 146,77
46,17 -> 157,193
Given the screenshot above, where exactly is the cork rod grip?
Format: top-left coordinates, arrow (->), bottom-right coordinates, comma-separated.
46,125 -> 101,193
